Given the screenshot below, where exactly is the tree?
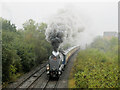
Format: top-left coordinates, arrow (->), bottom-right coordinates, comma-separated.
2,18 -> 52,84
0,17 -> 16,32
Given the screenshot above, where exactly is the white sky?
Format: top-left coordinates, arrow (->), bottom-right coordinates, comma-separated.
0,0 -> 118,37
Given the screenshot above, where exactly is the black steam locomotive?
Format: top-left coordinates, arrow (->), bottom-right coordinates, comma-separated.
46,46 -> 80,78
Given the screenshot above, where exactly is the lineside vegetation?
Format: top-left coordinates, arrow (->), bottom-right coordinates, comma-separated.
69,36 -> 119,88
1,18 -> 52,86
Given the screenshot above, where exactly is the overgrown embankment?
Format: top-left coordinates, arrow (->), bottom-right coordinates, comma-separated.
69,36 -> 119,88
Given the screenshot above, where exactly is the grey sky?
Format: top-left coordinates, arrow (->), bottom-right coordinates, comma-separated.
1,2 -> 118,41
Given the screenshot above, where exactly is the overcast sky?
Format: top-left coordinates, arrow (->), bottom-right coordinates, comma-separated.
1,2 -> 118,37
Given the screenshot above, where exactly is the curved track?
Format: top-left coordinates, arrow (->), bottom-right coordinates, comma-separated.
7,50 -> 79,89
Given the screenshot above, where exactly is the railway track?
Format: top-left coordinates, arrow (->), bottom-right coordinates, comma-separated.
6,49 -> 79,89
7,62 -> 60,89
28,71 -> 59,89
18,67 -> 46,88
16,68 -> 59,89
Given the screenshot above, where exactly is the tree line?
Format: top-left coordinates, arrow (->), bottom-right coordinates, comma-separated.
1,18 -> 52,84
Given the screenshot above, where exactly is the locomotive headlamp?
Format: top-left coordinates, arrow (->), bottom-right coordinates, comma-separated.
46,64 -> 49,70
58,71 -> 61,75
47,66 -> 49,70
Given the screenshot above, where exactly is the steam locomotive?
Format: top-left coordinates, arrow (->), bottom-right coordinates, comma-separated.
46,46 -> 80,78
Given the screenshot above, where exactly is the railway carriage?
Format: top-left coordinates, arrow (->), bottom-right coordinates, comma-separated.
46,45 -> 80,78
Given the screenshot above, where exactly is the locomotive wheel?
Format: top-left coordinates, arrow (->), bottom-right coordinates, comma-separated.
64,64 -> 66,68
62,68 -> 65,71
49,75 -> 52,79
56,76 -> 59,79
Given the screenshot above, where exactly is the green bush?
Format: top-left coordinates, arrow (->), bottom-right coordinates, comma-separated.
70,37 -> 119,88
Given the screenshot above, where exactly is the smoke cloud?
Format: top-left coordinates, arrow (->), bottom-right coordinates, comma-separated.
45,8 -> 85,51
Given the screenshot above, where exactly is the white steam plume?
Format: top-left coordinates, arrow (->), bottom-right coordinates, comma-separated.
45,8 -> 85,51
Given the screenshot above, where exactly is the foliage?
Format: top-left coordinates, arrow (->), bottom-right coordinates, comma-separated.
69,36 -> 119,88
0,17 -> 16,32
90,36 -> 118,54
2,17 -> 52,83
